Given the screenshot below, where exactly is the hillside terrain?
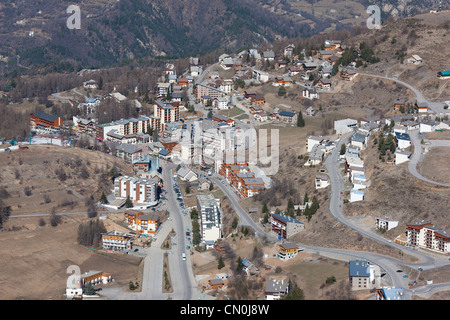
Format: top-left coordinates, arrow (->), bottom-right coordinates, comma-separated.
0,0 -> 312,74
0,0 -> 446,75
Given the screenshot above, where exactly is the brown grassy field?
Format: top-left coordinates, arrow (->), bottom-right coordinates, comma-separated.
0,213 -> 142,300
0,145 -> 141,299
417,147 -> 450,184
0,144 -> 132,217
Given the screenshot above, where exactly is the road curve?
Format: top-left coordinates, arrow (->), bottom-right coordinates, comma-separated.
408,130 -> 450,187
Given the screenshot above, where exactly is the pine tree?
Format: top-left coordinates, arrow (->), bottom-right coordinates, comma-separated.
297,111 -> 305,127
218,256 -> 225,269
99,192 -> 108,204
125,196 -> 133,208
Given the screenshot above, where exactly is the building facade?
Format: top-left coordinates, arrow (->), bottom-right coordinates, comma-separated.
114,175 -> 158,205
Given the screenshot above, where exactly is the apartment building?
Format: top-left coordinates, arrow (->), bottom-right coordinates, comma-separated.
101,230 -> 134,252
81,270 -> 113,286
153,100 -> 180,130
219,160 -> 265,198
195,82 -> 227,101
270,213 -> 304,240
349,260 -> 376,290
124,211 -> 160,235
406,221 -> 450,254
196,194 -> 222,244
96,116 -> 160,141
114,175 -> 159,206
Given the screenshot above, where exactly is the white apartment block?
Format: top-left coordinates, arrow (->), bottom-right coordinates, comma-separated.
114,176 -> 158,206
197,194 -> 222,243
406,221 -> 450,254
376,218 -> 399,231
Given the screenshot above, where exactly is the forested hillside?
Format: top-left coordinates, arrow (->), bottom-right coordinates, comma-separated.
0,0 -> 314,74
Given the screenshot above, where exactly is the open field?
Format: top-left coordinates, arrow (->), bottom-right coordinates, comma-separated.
0,145 -> 142,299
0,144 -> 132,217
0,213 -> 142,300
418,147 -> 450,184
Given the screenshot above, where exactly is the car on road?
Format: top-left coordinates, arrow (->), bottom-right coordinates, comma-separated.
182,253 -> 186,261
396,270 -> 402,272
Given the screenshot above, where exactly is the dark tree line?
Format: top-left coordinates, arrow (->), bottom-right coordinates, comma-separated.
77,219 -> 107,248
0,187 -> 12,229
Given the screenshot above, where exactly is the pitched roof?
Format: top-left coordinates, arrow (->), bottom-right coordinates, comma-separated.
32,111 -> 59,122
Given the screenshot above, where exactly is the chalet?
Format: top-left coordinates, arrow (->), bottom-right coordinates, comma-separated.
302,61 -> 317,71
252,69 -> 270,83
315,78 -> 332,90
394,132 -> 411,149
288,66 -> 302,76
83,79 -> 98,89
277,110 -> 297,124
177,166 -> 198,182
277,242 -> 299,260
341,68 -> 358,81
81,270 -> 113,287
319,50 -> 333,60
277,59 -> 287,68
265,279 -> 289,300
214,241 -> 227,254
393,99 -> 407,111
263,50 -> 275,61
30,111 -> 63,131
208,279 -> 224,290
350,189 -> 364,202
283,44 -> 295,57
415,102 -> 429,113
306,135 -> 329,152
250,94 -> 265,106
133,155 -> 160,177
406,55 -> 423,65
125,211 -> 160,235
273,76 -> 293,87
243,90 -> 257,99
324,40 -> 341,50
241,258 -> 259,276
211,114 -> 234,127
302,88 -> 319,100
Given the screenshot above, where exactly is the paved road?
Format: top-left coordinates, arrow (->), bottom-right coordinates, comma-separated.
208,133 -> 450,299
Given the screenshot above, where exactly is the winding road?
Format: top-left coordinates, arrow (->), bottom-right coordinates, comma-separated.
208,131 -> 450,300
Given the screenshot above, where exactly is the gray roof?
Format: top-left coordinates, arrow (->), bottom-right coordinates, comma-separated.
349,260 -> 370,277
116,144 -> 142,154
